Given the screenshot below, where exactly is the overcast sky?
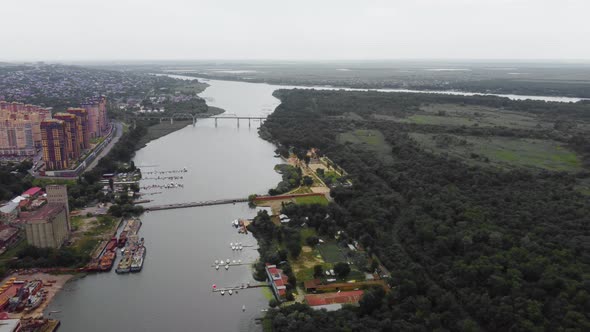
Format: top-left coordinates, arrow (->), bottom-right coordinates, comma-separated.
1,0 -> 588,61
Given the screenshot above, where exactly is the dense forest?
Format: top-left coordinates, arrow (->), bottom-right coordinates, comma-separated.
260,90 -> 590,331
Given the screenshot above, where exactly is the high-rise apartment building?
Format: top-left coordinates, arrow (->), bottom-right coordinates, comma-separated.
0,120 -> 34,157
81,96 -> 107,138
67,108 -> 90,150
53,113 -> 81,161
40,119 -> 69,171
0,101 -> 51,157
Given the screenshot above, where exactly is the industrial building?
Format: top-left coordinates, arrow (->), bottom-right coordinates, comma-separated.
22,204 -> 68,249
45,185 -> 70,231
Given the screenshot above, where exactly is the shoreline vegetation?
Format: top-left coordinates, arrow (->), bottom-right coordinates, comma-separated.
254,89 -> 590,331
158,71 -> 590,100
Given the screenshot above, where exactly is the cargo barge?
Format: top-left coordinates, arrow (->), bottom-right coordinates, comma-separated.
99,250 -> 117,271
118,231 -> 128,248
115,254 -> 131,274
130,242 -> 146,273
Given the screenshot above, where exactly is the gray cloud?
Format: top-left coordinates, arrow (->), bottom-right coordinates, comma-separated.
0,0 -> 588,61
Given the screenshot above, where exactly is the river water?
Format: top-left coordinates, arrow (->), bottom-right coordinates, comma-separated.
44,79 -> 285,331
164,74 -> 586,103
44,75 -> 583,331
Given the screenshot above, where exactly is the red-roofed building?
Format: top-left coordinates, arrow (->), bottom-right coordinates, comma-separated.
304,290 -> 364,311
22,187 -> 43,198
265,264 -> 289,301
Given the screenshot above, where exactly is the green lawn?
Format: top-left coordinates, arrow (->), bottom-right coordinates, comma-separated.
295,195 -> 329,206
73,237 -> 100,257
300,227 -> 318,244
83,215 -> 118,236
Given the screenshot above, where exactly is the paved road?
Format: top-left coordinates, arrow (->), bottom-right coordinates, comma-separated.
84,122 -> 123,173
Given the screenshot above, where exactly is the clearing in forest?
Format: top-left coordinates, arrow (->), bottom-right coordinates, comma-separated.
375,103 -> 551,130
411,133 -> 582,172
337,129 -> 393,163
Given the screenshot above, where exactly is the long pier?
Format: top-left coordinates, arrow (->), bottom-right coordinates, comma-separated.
212,283 -> 270,293
142,198 -> 248,211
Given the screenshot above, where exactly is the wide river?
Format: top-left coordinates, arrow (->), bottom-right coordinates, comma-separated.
44,76 -> 583,331
45,78 -> 286,331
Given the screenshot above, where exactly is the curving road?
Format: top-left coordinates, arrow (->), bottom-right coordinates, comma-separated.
84,122 -> 123,173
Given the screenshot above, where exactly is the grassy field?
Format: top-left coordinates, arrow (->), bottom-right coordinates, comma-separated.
317,243 -> 346,263
300,227 -> 318,245
411,133 -> 582,172
288,186 -> 313,194
337,129 -> 393,163
70,215 -> 84,232
375,103 -> 552,130
290,246 -> 326,281
295,195 -> 329,206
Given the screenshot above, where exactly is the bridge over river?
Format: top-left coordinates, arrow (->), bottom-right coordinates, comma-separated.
138,112 -> 267,127
140,193 -> 328,212
142,198 -> 249,211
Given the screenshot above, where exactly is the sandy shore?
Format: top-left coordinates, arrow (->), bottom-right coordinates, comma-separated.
1,273 -> 75,319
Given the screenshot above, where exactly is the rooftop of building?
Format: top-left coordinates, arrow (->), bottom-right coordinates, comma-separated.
304,279 -> 387,292
40,119 -> 64,125
265,264 -> 289,296
19,203 -> 65,223
304,290 -> 364,307
0,226 -> 19,242
22,187 -> 42,197
0,201 -> 18,214
53,112 -> 76,118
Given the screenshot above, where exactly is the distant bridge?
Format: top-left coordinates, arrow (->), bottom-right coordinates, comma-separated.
142,197 -> 249,211
137,112 -> 267,127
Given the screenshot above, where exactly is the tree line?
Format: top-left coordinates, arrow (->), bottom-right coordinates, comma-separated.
260,89 -> 590,331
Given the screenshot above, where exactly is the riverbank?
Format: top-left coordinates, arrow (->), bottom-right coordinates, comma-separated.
137,107 -> 225,148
